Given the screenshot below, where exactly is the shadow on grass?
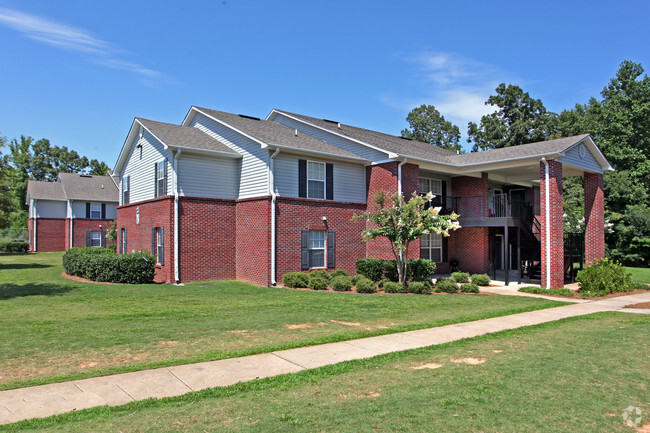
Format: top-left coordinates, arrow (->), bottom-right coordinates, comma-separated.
0,283 -> 75,300
0,263 -> 51,270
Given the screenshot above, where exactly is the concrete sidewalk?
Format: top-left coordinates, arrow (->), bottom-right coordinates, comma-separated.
1,292 -> 649,425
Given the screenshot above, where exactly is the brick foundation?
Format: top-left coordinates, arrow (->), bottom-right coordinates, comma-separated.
584,172 -> 605,264
30,218 -> 67,252
540,160 -> 564,289
236,197 -> 271,285
450,227 -> 490,275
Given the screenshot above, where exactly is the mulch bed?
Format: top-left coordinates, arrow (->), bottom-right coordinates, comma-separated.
626,301 -> 650,309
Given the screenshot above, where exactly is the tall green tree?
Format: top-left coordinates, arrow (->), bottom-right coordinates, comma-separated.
0,134 -> 18,228
467,83 -> 558,151
401,104 -> 462,153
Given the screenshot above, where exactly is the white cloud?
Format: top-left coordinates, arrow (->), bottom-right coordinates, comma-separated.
0,7 -> 164,81
382,52 -> 516,130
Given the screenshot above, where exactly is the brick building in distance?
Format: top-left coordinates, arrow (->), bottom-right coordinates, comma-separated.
113,107 -> 612,289
26,173 -> 118,252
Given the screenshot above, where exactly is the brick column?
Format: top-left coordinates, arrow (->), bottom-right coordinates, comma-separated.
584,172 -> 605,264
540,160 -> 564,289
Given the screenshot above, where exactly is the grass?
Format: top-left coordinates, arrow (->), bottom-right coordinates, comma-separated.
3,312 -> 648,432
624,266 -> 650,284
519,286 -> 576,297
0,252 -> 564,390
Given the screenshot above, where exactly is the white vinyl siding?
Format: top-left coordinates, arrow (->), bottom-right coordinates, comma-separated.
71,202 -> 117,219
34,200 -> 67,218
190,113 -> 268,199
271,114 -> 387,162
177,153 -> 240,199
558,143 -> 603,173
274,154 -> 366,202
120,128 -> 173,204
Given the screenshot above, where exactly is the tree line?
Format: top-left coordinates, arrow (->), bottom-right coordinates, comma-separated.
401,60 -> 650,266
0,135 -> 110,228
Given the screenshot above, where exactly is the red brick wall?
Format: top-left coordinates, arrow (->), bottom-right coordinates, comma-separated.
71,218 -> 116,248
540,160 -> 564,288
451,173 -> 488,218
117,197 -> 174,283
32,218 -> 66,252
178,197 -> 236,282
584,172 -> 605,264
276,197 -> 366,281
450,227 -> 490,275
236,197 -> 271,286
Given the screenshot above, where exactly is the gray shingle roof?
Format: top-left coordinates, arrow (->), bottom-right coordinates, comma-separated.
58,173 -> 119,202
272,110 -> 457,162
194,107 -> 367,161
137,118 -> 239,155
26,173 -> 118,203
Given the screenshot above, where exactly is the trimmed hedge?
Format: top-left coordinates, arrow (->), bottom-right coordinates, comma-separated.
62,247 -> 155,284
331,269 -> 348,278
309,269 -> 332,283
460,283 -> 480,293
0,241 -> 29,252
282,272 -> 310,288
331,275 -> 353,292
355,258 -> 436,283
434,278 -> 458,293
470,273 -> 491,286
355,277 -> 377,294
383,281 -> 407,293
451,272 -> 470,283
350,275 -> 362,286
408,281 -> 432,295
355,258 -> 386,282
308,277 -> 329,290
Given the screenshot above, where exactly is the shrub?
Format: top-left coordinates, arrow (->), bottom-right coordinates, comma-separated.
470,274 -> 491,286
633,281 -> 649,290
355,258 -> 386,282
434,278 -> 458,293
350,275 -> 362,286
62,247 -> 155,284
331,275 -> 353,292
451,272 -> 469,283
308,277 -> 329,291
408,259 -> 436,281
355,277 -> 377,294
383,260 -> 399,282
330,269 -> 348,278
106,243 -> 117,253
282,272 -> 310,288
518,286 -> 575,297
576,258 -> 635,295
0,241 -> 29,252
383,281 -> 407,293
460,283 -> 479,293
408,281 -> 431,295
309,269 -> 332,283
377,278 -> 389,288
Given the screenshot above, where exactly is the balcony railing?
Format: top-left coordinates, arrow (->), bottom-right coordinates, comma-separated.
450,194 -> 534,222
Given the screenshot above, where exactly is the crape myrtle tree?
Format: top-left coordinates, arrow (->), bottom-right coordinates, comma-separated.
353,190 -> 460,284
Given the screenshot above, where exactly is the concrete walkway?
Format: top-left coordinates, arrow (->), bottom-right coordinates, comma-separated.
1,292 -> 649,425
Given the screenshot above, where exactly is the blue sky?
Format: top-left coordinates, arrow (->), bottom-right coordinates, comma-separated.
1,0 -> 648,167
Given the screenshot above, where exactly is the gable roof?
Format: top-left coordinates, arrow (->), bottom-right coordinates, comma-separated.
136,118 -> 240,156
191,107 -> 367,161
26,173 -> 118,204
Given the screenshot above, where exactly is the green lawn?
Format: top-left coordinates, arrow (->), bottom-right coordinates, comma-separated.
625,266 -> 650,283
4,312 -> 648,432
0,252 -> 563,391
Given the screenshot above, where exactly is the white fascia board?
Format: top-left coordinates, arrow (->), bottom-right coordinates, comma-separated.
267,145 -> 368,163
188,107 -> 270,149
113,119 -> 141,176
583,136 -> 614,171
267,109 -> 394,158
137,120 -> 169,150
171,146 -> 242,159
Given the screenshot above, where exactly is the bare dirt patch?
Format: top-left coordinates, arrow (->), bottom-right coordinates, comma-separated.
330,320 -> 362,327
227,330 -> 249,334
637,423 -> 650,433
285,323 -> 313,329
626,301 -> 650,309
78,361 -> 98,368
158,340 -> 180,346
492,350 -> 504,353
451,357 -> 486,365
338,390 -> 382,399
411,363 -> 443,370
60,272 -> 128,285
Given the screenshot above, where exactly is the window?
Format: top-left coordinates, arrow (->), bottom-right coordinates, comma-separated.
420,232 -> 442,262
419,177 -> 442,196
122,176 -> 130,205
308,230 -> 325,268
86,231 -> 103,248
120,228 -> 127,254
90,203 -> 101,219
307,161 -> 325,199
152,227 -> 164,265
155,160 -> 167,198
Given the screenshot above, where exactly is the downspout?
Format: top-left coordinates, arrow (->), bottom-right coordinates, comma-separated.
541,158 -> 551,290
31,199 -> 37,252
68,200 -> 73,249
174,149 -> 182,283
397,158 -> 408,196
270,148 -> 280,286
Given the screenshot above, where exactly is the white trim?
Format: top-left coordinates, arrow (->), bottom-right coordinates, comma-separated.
541,158 -> 551,290
398,158 -> 408,195
308,229 -> 326,268
270,148 -> 280,285
306,160 -> 326,200
173,149 -> 181,283
264,144 -> 367,163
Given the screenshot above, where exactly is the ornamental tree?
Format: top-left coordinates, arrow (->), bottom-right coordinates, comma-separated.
353,190 -> 460,284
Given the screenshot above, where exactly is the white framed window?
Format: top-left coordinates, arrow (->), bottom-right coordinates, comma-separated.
308,230 -> 325,268
419,177 -> 442,196
152,227 -> 164,265
120,228 -> 127,254
155,160 -> 167,198
122,176 -> 130,205
420,232 -> 442,262
90,203 -> 102,219
90,231 -> 102,248
307,161 -> 325,199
